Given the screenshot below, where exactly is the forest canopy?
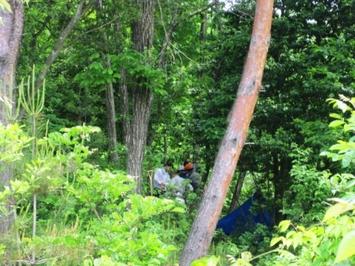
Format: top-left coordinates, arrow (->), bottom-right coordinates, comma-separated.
0,0 -> 354,265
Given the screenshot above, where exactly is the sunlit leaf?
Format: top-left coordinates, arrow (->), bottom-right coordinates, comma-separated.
323,201 -> 355,221
278,220 -> 291,232
335,230 -> 355,263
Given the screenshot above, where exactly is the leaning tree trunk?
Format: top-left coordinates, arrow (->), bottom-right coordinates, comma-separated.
0,0 -> 24,234
126,0 -> 155,193
35,0 -> 87,89
179,1 -> 274,264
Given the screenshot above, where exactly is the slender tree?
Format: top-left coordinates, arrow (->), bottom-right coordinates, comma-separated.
35,0 -> 89,89
179,0 -> 274,264
98,3 -> 120,164
0,0 -> 24,233
104,53 -> 119,163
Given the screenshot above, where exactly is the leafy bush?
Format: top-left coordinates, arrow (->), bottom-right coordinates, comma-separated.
198,97 -> 354,266
0,124 -> 186,265
283,148 -> 332,224
263,97 -> 355,265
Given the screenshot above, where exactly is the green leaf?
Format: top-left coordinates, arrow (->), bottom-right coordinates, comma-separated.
191,256 -> 220,266
323,200 -> 355,221
335,230 -> 355,263
329,120 -> 344,128
278,220 -> 291,232
329,113 -> 343,119
270,237 -> 283,247
241,252 -> 252,262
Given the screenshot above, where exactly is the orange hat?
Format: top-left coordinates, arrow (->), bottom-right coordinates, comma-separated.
184,162 -> 193,171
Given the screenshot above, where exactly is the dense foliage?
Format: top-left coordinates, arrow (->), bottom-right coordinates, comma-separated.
0,0 -> 354,265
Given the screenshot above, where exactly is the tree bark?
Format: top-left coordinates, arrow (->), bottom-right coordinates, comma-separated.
126,0 -> 155,193
119,68 -> 129,143
229,171 -> 246,212
127,88 -> 153,192
0,0 -> 24,234
0,0 -> 23,124
179,1 -> 274,264
35,0 -> 87,89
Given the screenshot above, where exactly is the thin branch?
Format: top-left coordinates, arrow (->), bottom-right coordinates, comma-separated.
35,0 -> 90,89
83,15 -> 120,35
157,1 -> 221,66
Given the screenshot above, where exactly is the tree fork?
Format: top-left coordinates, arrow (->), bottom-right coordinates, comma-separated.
179,1 -> 274,264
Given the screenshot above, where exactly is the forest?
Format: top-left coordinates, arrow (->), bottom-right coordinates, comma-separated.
0,0 -> 354,265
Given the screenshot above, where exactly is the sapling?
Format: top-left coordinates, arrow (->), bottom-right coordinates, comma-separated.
18,67 -> 46,264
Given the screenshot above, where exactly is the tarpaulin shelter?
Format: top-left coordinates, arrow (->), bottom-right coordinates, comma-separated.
216,193 -> 273,235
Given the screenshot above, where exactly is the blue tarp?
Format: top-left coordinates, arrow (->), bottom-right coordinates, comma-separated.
216,194 -> 273,235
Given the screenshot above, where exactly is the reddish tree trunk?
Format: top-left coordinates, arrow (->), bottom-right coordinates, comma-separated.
179,1 -> 274,264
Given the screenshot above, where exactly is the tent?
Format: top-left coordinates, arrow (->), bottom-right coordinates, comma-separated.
216,193 -> 273,235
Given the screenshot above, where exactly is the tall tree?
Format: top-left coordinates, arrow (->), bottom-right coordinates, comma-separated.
0,0 -> 24,233
125,0 -> 155,192
179,0 -> 274,264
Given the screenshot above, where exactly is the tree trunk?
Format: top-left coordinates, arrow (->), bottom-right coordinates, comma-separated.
102,37 -> 119,164
105,60 -> 119,164
0,0 -> 23,124
0,0 -> 24,234
127,88 -> 153,192
179,1 -> 274,264
229,171 -> 246,212
35,0 -> 87,89
126,0 -> 155,193
119,68 -> 129,143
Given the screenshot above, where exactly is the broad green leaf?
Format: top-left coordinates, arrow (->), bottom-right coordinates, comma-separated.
323,201 -> 355,221
329,113 -> 343,119
270,237 -> 283,247
335,230 -> 355,263
329,120 -> 344,128
278,220 -> 291,232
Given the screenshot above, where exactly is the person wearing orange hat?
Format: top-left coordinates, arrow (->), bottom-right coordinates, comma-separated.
184,162 -> 194,171
183,160 -> 201,191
